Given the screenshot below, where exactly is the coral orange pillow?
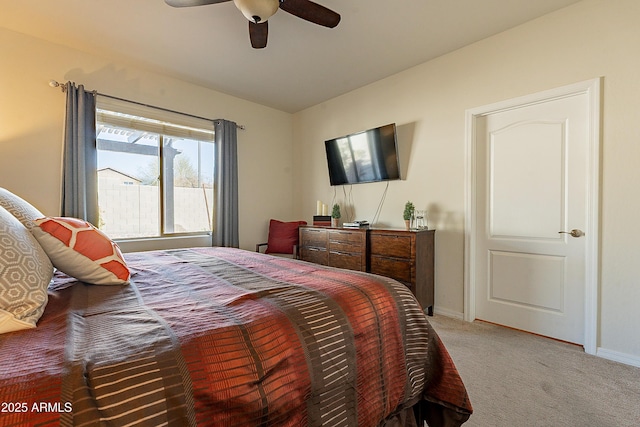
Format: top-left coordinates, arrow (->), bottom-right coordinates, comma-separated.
31,217 -> 130,285
265,219 -> 307,254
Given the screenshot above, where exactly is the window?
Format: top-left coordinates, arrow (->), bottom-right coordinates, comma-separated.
96,97 -> 215,240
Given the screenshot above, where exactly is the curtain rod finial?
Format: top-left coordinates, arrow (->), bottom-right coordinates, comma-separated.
49,80 -> 66,92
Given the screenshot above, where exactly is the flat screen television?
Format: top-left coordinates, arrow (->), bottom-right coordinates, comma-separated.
324,123 -> 401,186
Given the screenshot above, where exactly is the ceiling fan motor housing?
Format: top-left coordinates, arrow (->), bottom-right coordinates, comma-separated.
233,0 -> 280,23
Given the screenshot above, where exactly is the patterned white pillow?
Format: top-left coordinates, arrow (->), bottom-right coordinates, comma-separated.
0,187 -> 44,230
0,206 -> 54,334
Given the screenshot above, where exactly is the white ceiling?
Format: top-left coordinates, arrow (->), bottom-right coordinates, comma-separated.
1,0 -> 581,113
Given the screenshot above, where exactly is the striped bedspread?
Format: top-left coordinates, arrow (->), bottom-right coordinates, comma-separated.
0,247 -> 471,426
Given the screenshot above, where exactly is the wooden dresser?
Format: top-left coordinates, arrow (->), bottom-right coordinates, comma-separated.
299,226 -> 435,315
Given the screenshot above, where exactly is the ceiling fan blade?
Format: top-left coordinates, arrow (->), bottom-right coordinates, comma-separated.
249,21 -> 268,49
279,0 -> 340,28
165,0 -> 230,7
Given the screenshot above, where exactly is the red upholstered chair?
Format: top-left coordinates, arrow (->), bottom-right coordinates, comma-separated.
256,219 -> 307,259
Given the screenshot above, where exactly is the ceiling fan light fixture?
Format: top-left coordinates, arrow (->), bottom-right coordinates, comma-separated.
233,0 -> 279,23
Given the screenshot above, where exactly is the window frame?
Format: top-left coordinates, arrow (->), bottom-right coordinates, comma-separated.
95,96 -> 216,244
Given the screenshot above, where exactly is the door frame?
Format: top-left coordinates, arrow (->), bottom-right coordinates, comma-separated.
463,78 -> 602,355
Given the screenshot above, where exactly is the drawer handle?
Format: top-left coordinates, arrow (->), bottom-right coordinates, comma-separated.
331,251 -> 356,257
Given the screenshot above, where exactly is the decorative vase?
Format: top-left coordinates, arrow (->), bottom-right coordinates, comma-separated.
332,218 -> 339,227
404,219 -> 410,230
414,210 -> 428,230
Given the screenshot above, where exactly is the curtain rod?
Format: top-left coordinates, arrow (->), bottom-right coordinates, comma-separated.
48,80 -> 245,130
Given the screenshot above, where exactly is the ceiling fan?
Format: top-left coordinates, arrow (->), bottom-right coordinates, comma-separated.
165,0 -> 341,49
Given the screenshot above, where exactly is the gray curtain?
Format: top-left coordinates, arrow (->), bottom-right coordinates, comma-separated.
61,82 -> 98,225
212,119 -> 239,247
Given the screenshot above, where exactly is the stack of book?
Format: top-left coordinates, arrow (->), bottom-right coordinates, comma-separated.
313,215 -> 331,226
342,221 -> 369,228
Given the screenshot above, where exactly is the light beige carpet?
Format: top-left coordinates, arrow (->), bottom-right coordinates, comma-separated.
427,315 -> 640,427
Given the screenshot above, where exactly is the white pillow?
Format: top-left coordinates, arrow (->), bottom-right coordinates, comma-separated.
31,217 -> 130,285
0,206 -> 53,334
0,187 -> 45,230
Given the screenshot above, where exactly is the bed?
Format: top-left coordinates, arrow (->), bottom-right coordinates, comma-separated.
0,190 -> 471,427
0,247 -> 471,426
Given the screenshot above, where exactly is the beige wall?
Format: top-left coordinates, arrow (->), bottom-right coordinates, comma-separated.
0,27 -> 294,251
292,0 -> 640,363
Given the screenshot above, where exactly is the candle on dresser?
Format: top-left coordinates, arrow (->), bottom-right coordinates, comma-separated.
316,200 -> 322,215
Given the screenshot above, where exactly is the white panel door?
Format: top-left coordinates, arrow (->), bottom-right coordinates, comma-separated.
474,93 -> 589,345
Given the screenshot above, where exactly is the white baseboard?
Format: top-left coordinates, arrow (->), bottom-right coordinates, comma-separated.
596,347 -> 640,368
433,307 -> 464,320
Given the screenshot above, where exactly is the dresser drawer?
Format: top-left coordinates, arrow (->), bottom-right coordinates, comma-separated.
301,247 -> 328,265
369,255 -> 412,283
329,230 -> 364,244
300,228 -> 328,248
329,251 -> 365,271
369,234 -> 412,259
329,240 -> 361,253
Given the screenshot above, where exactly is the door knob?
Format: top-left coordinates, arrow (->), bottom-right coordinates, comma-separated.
559,229 -> 584,238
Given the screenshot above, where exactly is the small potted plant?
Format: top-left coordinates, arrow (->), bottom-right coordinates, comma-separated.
403,201 -> 414,230
331,203 -> 341,227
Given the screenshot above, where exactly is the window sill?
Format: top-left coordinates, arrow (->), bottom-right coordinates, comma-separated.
116,234 -> 213,253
